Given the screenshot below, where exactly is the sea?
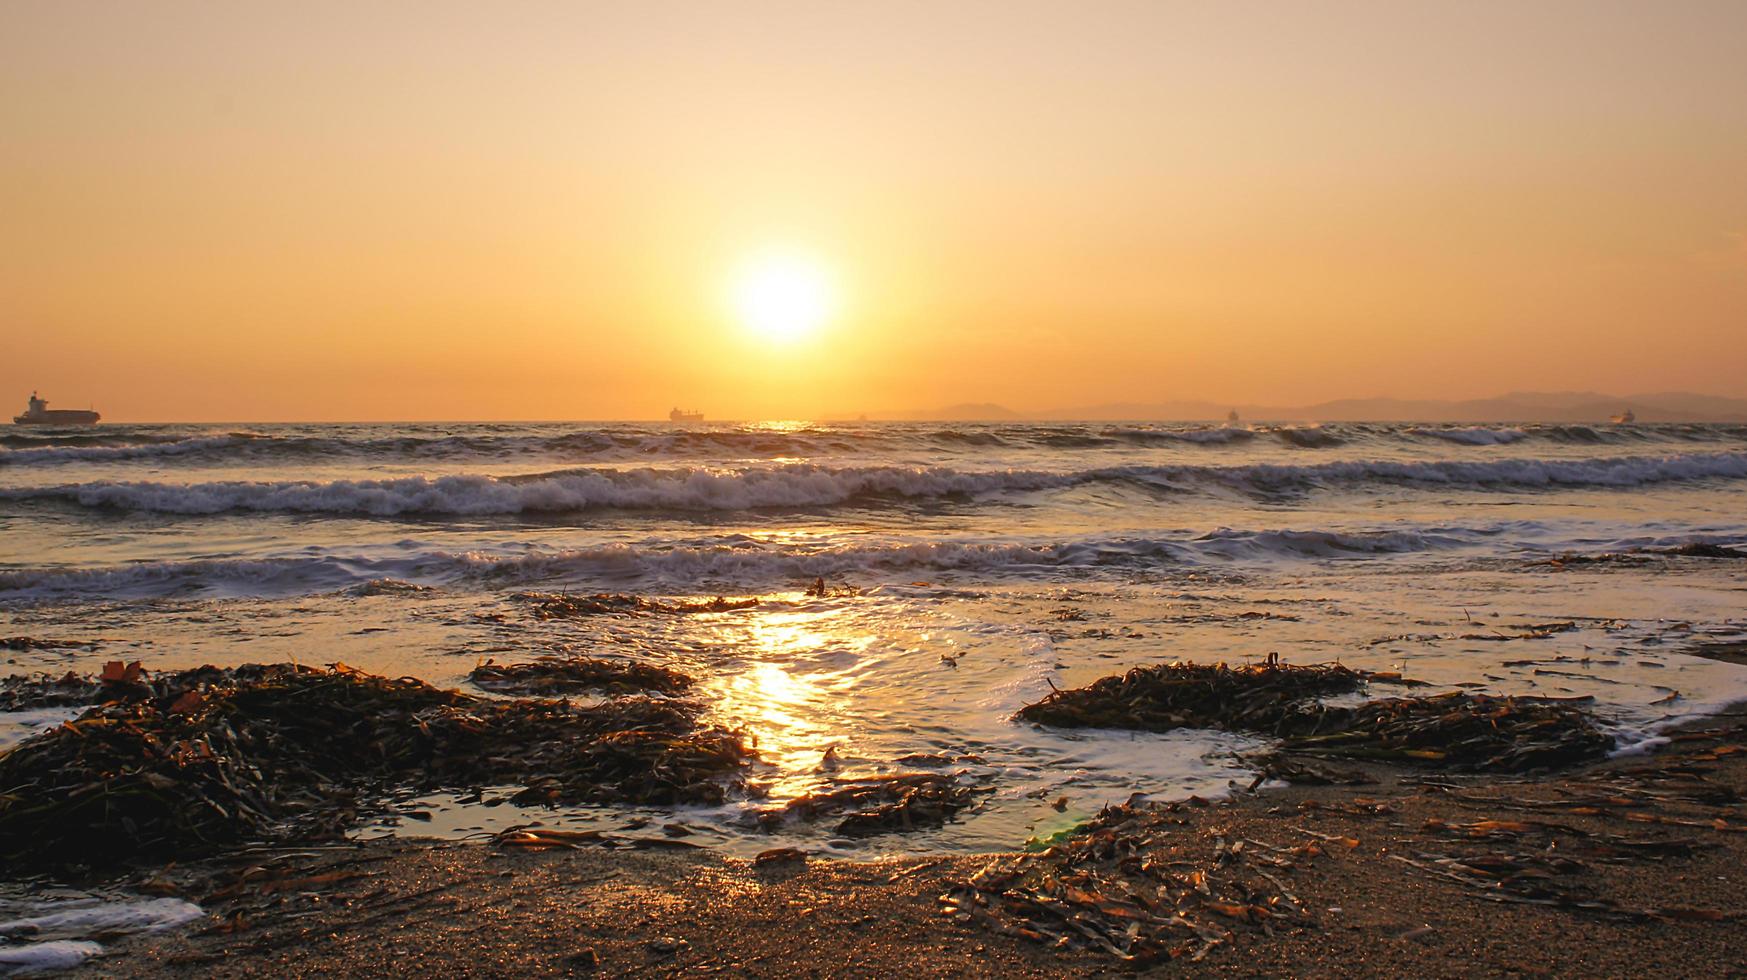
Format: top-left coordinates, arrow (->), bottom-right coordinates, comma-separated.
3,419 -> 1747,863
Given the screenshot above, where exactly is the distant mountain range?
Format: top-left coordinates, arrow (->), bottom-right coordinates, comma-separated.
872,392 -> 1747,423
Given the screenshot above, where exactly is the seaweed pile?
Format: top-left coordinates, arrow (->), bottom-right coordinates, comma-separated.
1015,660 -> 1366,735
951,721 -> 1747,965
760,772 -> 992,836
516,591 -> 759,619
468,655 -> 693,696
0,669 -> 108,711
1,636 -> 98,652
946,801 -> 1324,963
0,663 -> 752,873
1280,693 -> 1614,771
1018,660 -> 1614,772
1536,542 -> 1747,568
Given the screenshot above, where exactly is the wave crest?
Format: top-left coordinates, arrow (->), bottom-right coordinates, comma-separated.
4,451 -> 1745,517
0,527 -> 1476,600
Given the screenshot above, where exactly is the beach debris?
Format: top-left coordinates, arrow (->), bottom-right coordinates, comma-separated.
0,636 -> 99,652
516,591 -> 758,619
1278,693 -> 1615,772
753,847 -> 807,867
948,801 -> 1318,964
1535,543 -> 1747,569
1649,543 -> 1747,559
1018,660 -> 1614,772
760,772 -> 992,836
803,577 -> 857,598
1685,639 -> 1747,666
1016,659 -> 1367,735
468,656 -> 694,697
1236,747 -> 1369,786
345,578 -> 434,597
489,828 -> 703,851
1389,847 -> 1738,921
0,670 -> 113,711
100,659 -> 145,683
1458,621 -> 1579,641
0,663 -> 753,873
954,717 -> 1747,964
893,752 -> 958,767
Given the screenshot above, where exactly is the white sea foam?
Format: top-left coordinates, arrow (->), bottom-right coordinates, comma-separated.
0,434 -> 272,466
0,707 -> 81,752
0,940 -> 104,973
0,898 -> 203,975
0,898 -> 205,938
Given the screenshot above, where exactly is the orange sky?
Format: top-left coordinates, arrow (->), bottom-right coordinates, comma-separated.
4,1 -> 1745,421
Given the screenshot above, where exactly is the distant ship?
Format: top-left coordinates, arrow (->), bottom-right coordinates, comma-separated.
1226,409 -> 1240,423
1611,408 -> 1636,424
668,407 -> 704,423
13,391 -> 100,426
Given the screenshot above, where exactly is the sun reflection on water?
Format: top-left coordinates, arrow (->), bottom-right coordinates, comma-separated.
706,603 -> 867,799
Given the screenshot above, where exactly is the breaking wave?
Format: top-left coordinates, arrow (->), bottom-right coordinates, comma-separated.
0,433 -> 278,465
0,431 -> 197,450
0,526 -> 1480,600
5,422 -> 1743,468
1408,426 -> 1530,446
1107,427 -> 1257,446
5,451 -> 1746,517
1270,426 -> 1345,448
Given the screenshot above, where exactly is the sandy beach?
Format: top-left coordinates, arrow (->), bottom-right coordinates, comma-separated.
49,706 -> 1743,978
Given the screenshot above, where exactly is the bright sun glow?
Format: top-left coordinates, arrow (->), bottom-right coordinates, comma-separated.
729,249 -> 837,343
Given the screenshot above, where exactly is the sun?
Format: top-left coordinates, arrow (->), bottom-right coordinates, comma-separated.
729,249 -> 837,343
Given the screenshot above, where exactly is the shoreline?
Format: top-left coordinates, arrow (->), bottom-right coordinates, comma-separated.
65,704 -> 1747,977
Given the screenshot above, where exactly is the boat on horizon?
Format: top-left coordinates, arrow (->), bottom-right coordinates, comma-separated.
668,407 -> 705,423
1611,408 -> 1636,424
1226,409 -> 1240,423
13,391 -> 100,426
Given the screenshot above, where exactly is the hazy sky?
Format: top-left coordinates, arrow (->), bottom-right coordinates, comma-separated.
4,1 -> 1745,420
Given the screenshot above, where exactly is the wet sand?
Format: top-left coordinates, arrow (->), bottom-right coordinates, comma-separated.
90,713 -> 1747,978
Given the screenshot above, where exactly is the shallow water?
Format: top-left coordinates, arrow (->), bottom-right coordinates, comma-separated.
3,420 -> 1746,860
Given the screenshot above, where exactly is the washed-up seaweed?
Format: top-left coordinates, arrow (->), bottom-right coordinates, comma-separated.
1536,543 -> 1747,568
1648,543 -> 1747,559
0,662 -> 753,873
1,636 -> 99,652
1686,639 -> 1747,666
1380,727 -> 1747,919
516,591 -> 759,619
1016,660 -> 1367,735
803,577 -> 858,598
1392,820 -> 1737,921
947,801 -> 1322,964
468,656 -> 693,696
0,670 -> 112,711
1018,660 -> 1614,772
1238,750 -> 1375,788
487,827 -> 705,851
1279,693 -> 1615,771
345,578 -> 434,597
956,721 -> 1746,964
759,772 -> 992,836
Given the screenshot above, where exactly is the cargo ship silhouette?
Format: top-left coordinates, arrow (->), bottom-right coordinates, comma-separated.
13,391 -> 100,425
